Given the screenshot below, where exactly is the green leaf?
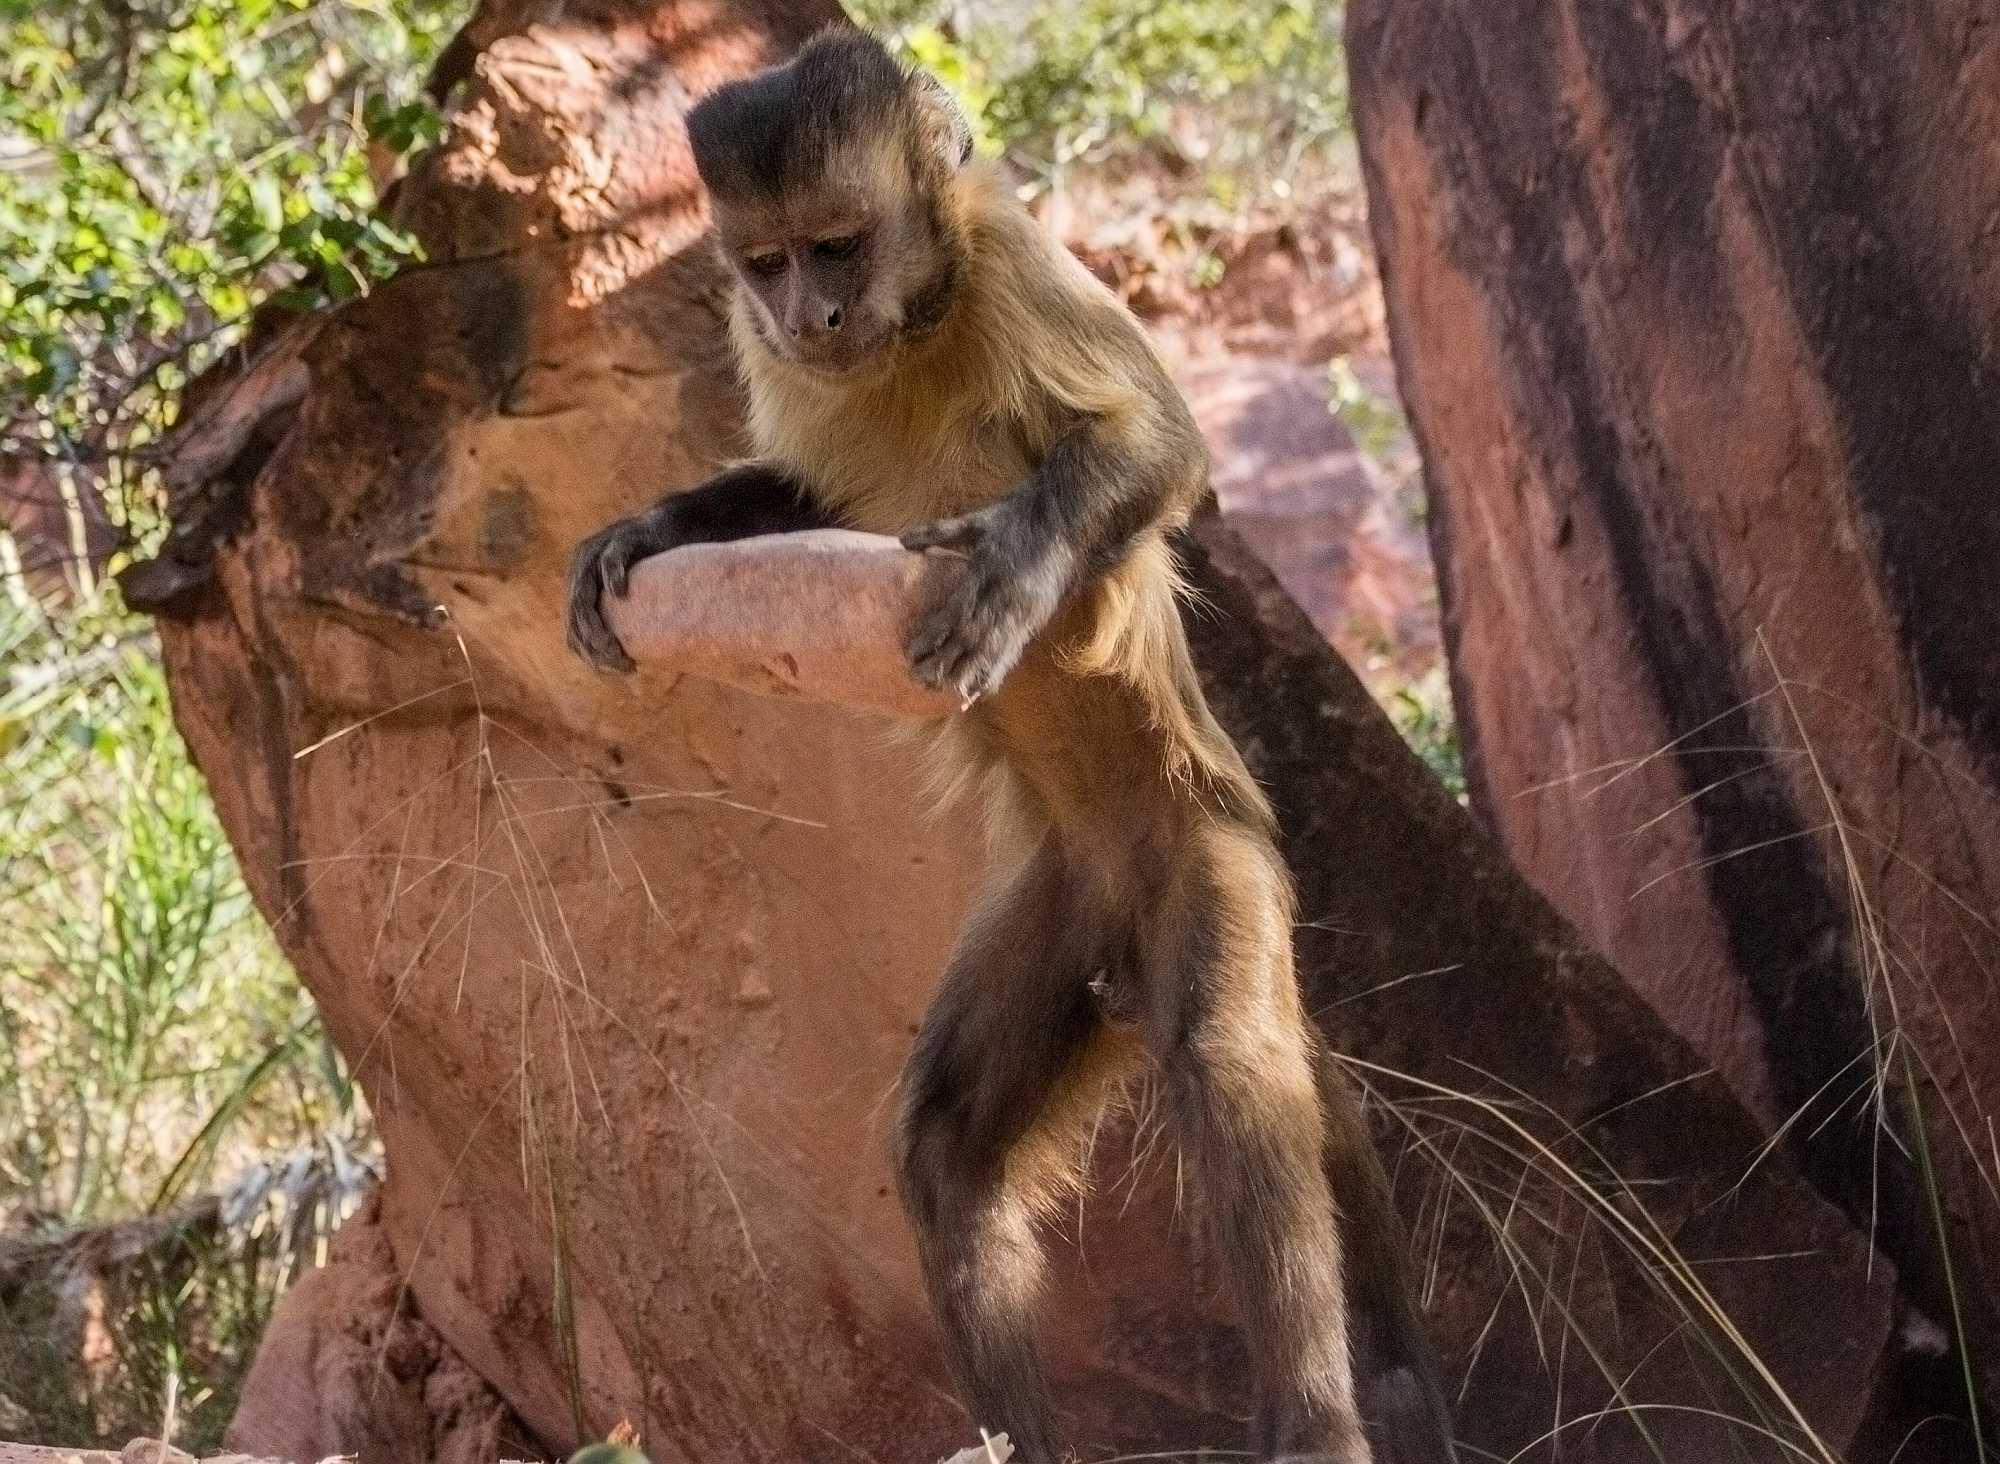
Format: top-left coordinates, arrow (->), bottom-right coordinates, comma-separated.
249,174 -> 284,233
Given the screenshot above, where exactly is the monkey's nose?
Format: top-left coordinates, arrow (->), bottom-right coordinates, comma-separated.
824,305 -> 844,332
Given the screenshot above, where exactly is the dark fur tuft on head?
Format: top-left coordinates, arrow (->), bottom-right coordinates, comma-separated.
687,26 -> 969,200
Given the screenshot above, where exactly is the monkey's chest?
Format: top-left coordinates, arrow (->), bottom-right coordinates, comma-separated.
766,403 -> 1033,534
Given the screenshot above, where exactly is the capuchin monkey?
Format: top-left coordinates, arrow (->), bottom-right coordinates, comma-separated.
565,27 -> 1454,1464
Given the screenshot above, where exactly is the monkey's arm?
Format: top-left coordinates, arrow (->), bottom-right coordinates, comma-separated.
899,394 -> 1205,700
566,462 -> 837,673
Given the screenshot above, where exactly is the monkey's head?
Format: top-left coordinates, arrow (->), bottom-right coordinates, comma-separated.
687,28 -> 974,377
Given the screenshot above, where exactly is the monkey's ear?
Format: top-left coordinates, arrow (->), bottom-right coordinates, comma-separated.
910,69 -> 974,169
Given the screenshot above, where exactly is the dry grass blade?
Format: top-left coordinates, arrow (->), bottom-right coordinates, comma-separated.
1346,1054 -> 1844,1464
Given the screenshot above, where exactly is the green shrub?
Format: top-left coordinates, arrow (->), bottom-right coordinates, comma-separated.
0,2 -> 455,1442
854,0 -> 1348,206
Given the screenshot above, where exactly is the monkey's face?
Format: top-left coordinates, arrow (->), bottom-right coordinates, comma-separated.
712,168 -> 955,377
686,29 -> 976,377
714,192 -> 892,375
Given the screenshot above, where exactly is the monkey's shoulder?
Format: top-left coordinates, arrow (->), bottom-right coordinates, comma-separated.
960,193 -> 1176,418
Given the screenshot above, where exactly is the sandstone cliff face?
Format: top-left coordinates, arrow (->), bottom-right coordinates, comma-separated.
148,4 -> 1895,1459
1351,0 -> 2000,1411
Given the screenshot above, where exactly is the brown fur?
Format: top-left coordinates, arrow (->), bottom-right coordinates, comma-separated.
734,159 -> 1264,838
568,28 -> 1454,1464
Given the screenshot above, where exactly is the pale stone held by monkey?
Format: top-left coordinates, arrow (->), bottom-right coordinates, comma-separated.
566,27 -> 1455,1464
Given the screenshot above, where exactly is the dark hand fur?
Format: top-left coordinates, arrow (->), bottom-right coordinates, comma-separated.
566,465 -> 830,673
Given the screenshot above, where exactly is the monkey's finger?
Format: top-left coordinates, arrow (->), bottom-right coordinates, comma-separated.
564,581 -> 638,674
963,644 -> 1017,703
567,543 -> 601,600
925,633 -> 973,694
905,628 -> 951,688
954,586 -> 1040,700
568,612 -> 638,674
910,638 -> 960,690
568,619 -> 637,675
900,515 -> 981,553
563,575 -> 594,649
914,624 -> 981,692
906,612 -> 950,679
937,618 -> 1006,701
589,634 -> 638,674
957,627 -> 1024,704
928,574 -> 1006,674
906,582 -> 979,675
949,648 -> 1003,706
938,580 -> 1011,671
599,540 -> 635,599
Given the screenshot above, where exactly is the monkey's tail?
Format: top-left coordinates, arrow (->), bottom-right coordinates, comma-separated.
1349,1200 -> 1459,1464
1310,1046 -> 1459,1464
1368,1363 -> 1458,1464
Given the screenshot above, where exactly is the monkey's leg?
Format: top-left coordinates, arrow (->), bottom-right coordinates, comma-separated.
1308,1050 -> 1457,1464
895,841 -> 1132,1464
1138,821 -> 1371,1464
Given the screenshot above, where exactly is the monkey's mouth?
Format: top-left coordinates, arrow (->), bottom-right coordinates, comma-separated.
787,315 -> 898,376
786,338 -> 892,378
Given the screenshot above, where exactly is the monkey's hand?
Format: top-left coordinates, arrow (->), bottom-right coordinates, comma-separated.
567,466 -> 837,673
901,498 -> 1071,704
565,506 -> 688,674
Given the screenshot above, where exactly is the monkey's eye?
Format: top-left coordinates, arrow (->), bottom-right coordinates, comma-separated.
811,235 -> 861,261
743,251 -> 786,278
